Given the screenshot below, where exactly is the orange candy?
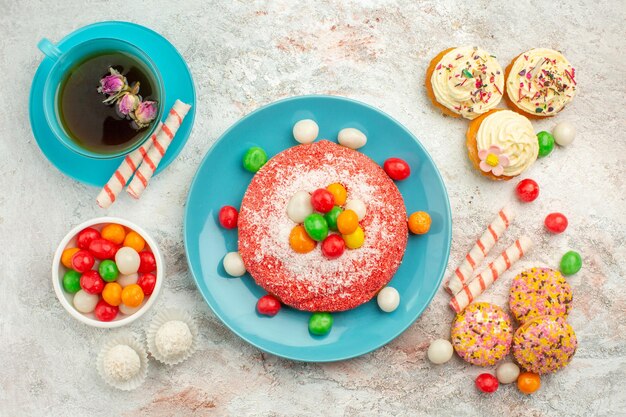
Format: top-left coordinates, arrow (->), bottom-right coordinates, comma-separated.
326,183 -> 347,206
121,284 -> 145,307
517,372 -> 541,394
408,211 -> 432,234
337,210 -> 359,235
123,231 -> 146,252
102,282 -> 123,306
289,225 -> 317,254
101,224 -> 126,245
61,247 -> 80,268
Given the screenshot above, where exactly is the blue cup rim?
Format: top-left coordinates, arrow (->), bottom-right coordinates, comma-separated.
40,37 -> 165,160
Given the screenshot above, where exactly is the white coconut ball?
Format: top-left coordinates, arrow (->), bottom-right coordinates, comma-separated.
73,290 -> 99,313
552,121 -> 575,146
427,339 -> 454,364
344,199 -> 367,221
496,362 -> 521,384
103,345 -> 141,382
223,252 -> 246,277
293,119 -> 319,144
377,287 -> 400,312
287,190 -> 314,223
338,127 -> 367,150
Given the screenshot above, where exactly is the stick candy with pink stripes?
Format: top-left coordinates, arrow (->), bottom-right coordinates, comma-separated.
96,122 -> 163,209
449,235 -> 533,313
444,206 -> 515,295
127,100 -> 192,199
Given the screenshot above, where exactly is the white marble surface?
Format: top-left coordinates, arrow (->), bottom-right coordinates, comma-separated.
1,1 -> 625,416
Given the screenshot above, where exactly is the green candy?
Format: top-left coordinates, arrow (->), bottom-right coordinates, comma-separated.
537,131 -> 555,157
309,312 -> 333,336
62,270 -> 81,294
560,251 -> 582,276
324,206 -> 343,231
98,260 -> 119,282
304,213 -> 329,241
243,147 -> 268,173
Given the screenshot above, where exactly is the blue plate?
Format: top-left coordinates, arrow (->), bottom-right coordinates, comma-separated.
29,21 -> 196,186
184,95 -> 451,362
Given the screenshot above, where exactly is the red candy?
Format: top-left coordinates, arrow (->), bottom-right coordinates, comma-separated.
475,373 -> 499,393
515,179 -> 539,202
218,206 -> 239,229
76,227 -> 101,250
545,212 -> 568,233
383,158 -> 410,181
256,295 -> 281,316
71,249 -> 95,273
80,270 -> 105,294
94,300 -> 119,321
138,251 -> 157,273
137,273 -> 157,295
321,234 -> 345,259
88,238 -> 118,260
311,189 -> 335,213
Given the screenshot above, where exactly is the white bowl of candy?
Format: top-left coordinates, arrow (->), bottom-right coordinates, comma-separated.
52,217 -> 164,328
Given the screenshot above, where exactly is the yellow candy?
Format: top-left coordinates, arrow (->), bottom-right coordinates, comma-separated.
343,226 -> 365,249
101,224 -> 126,245
123,231 -> 146,252
326,183 -> 347,206
102,282 -> 123,306
61,247 -> 80,268
121,284 -> 144,308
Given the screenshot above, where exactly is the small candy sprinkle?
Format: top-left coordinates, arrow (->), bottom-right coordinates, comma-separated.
545,212 -> 568,233
218,206 -> 239,229
343,225 -> 365,249
121,284 -> 144,308
309,312 -> 333,336
289,225 -> 317,254
383,158 -> 411,181
517,372 -> 541,394
377,287 -> 400,312
462,68 -> 474,79
326,183 -> 347,206
98,260 -> 119,282
337,127 -> 367,150
287,191 -> 314,223
427,339 -> 454,364
304,213 -> 329,242
243,147 -> 268,173
256,294 -> 282,316
560,251 -> 582,275
223,252 -> 247,277
292,119 -> 319,144
496,362 -> 520,384
324,206 -> 343,231
536,131 -> 555,157
310,189 -> 335,213
321,234 -> 345,259
408,211 -> 431,234
552,121 -> 575,146
337,209 -> 359,235
62,270 -> 82,294
344,199 -> 367,221
515,178 -> 539,202
475,373 -> 499,393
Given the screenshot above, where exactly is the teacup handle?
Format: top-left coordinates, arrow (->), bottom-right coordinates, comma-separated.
38,38 -> 62,61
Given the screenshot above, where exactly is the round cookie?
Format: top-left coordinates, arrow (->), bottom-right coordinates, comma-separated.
513,315 -> 577,374
451,302 -> 513,366
509,267 -> 573,324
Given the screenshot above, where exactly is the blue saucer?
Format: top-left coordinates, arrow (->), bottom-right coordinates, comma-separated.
29,21 -> 196,186
184,95 -> 452,362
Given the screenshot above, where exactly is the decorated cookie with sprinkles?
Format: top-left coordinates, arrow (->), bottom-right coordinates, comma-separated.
513,315 -> 578,374
451,302 -> 513,366
509,268 -> 573,324
426,46 -> 504,119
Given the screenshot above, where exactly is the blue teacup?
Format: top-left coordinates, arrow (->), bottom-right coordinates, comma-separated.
38,38 -> 165,159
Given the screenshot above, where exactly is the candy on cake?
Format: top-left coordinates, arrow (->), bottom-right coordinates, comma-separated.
96,334 -> 148,391
146,309 -> 198,366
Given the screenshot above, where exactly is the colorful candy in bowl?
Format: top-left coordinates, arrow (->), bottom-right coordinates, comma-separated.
52,217 -> 163,328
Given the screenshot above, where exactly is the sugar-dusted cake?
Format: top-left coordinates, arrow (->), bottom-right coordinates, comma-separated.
238,140 -> 408,312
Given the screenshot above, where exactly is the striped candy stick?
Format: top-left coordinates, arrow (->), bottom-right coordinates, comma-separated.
449,236 -> 533,313
127,100 -> 192,199
444,206 -> 515,294
96,122 -> 164,209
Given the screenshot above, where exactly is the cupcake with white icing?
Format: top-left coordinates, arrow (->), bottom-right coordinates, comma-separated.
96,333 -> 148,390
466,109 -> 538,181
146,309 -> 198,366
426,46 -> 504,119
504,48 -> 577,117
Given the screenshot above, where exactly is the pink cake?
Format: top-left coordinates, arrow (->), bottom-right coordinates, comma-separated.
238,140 -> 408,312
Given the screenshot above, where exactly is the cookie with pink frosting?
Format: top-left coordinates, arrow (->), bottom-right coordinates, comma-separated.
509,268 -> 573,324
450,302 -> 513,366
513,315 -> 577,374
